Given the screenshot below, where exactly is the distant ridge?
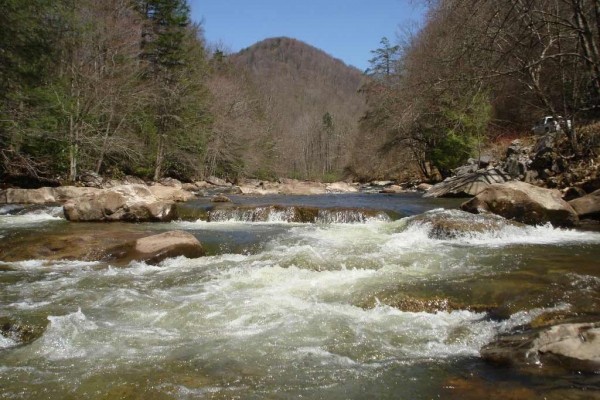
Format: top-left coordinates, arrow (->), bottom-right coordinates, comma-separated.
230,37 -> 366,179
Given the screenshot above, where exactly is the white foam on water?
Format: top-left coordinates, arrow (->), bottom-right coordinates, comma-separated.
567,273 -> 600,290
0,208 -> 64,226
155,259 -> 552,366
32,308 -> 99,361
7,300 -> 52,310
1,206 -> 599,397
0,333 -> 17,349
400,209 -> 600,247
451,223 -> 600,247
0,259 -> 100,270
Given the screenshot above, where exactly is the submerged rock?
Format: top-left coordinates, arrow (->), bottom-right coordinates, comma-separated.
441,376 -> 537,400
0,228 -> 151,262
0,317 -> 47,347
107,230 -> 205,265
357,291 -> 493,314
461,181 -> 578,227
482,322 -> 600,374
424,168 -> 511,198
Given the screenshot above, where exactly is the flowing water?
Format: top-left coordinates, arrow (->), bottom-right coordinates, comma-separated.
1,194 -> 600,399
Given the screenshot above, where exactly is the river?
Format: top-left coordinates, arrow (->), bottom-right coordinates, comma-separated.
1,193 -> 599,399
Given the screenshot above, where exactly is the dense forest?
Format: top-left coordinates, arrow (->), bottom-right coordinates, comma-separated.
349,0 -> 600,181
1,0 -> 599,187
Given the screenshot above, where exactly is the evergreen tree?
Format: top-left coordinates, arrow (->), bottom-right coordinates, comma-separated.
366,37 -> 400,79
0,0 -> 69,183
138,0 -> 202,180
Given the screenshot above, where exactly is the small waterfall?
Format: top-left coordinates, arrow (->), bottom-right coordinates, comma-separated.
208,206 -> 284,222
0,205 -> 25,215
207,205 -> 390,223
316,209 -> 390,223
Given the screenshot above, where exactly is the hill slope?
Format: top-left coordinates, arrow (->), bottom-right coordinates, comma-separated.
230,37 -> 366,179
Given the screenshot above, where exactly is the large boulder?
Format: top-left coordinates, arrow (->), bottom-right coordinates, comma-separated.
0,228 -> 149,262
148,184 -> 195,202
568,188 -> 600,220
461,181 -> 578,227
107,230 -> 205,264
63,184 -> 176,222
409,209 -> 521,240
424,168 -> 511,198
1,187 -> 57,204
53,186 -> 102,202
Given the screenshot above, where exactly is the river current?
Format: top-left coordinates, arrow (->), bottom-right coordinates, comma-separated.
1,194 -> 599,399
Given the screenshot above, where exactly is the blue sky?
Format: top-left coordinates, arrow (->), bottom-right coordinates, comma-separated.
189,1 -> 426,71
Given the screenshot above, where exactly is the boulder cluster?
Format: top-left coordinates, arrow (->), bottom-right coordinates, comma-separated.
423,132 -> 600,227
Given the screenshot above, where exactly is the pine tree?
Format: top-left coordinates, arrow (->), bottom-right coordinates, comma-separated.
366,37 -> 400,79
136,0 -> 193,180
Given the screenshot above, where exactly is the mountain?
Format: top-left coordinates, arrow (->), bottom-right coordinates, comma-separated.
228,37 -> 367,180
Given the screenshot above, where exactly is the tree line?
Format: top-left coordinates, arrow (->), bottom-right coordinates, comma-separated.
0,0 -> 216,185
349,0 -> 599,181
4,0 -> 597,186
1,2 -> 366,186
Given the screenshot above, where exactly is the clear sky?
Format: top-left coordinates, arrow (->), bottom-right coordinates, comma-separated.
189,1 -> 426,72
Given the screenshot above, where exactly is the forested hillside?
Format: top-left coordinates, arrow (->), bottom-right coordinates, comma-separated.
231,38 -> 366,180
349,0 -> 600,182
1,0 -> 212,186
0,2 -> 366,186
2,0 -> 598,187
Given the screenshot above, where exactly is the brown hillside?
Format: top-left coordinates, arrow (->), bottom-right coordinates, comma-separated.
231,37 -> 367,180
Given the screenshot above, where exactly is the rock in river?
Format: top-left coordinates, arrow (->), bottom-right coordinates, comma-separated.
568,188 -> 600,221
424,168 -> 511,198
1,187 -> 57,204
482,322 -> 600,374
461,181 -> 578,227
63,184 -> 176,222
107,230 -> 205,265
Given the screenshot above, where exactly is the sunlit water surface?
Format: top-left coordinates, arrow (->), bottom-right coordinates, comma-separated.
1,194 -> 599,399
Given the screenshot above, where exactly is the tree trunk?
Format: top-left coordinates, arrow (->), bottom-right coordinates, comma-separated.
573,0 -> 600,98
95,112 -> 113,174
68,113 -> 78,182
153,134 -> 165,181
